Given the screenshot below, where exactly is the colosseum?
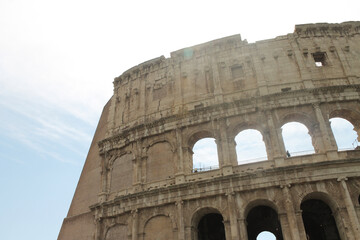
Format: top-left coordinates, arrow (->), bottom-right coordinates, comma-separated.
58,22 -> 360,240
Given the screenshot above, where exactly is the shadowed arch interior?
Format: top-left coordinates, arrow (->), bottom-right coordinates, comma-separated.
246,205 -> 283,240
301,199 -> 340,240
197,213 -> 226,240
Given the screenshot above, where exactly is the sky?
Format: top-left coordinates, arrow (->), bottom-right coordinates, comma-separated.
0,0 -> 359,239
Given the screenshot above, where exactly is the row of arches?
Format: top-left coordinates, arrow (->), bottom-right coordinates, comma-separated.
104,190 -> 359,240
193,117 -> 358,171
197,198 -> 340,240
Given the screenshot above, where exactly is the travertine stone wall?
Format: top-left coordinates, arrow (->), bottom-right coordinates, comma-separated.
58,22 -> 360,240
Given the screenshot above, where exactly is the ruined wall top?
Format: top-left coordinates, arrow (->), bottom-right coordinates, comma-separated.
103,21 -> 360,146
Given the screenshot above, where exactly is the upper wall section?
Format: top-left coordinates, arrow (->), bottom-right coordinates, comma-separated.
107,22 -> 360,136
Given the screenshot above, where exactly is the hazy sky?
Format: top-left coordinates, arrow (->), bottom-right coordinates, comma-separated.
0,0 -> 359,239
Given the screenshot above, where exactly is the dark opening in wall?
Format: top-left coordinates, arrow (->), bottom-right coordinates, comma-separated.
198,213 -> 226,240
312,52 -> 327,67
301,199 -> 340,240
246,206 -> 283,240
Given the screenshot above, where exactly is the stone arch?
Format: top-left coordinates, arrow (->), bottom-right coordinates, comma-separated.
146,138 -> 176,154
277,110 -> 323,155
188,129 -> 219,172
109,152 -> 134,192
190,207 -> 226,240
279,111 -> 316,131
300,191 -> 340,212
143,214 -> 176,240
105,224 -> 128,240
330,108 -> 360,144
187,129 -> 215,150
300,192 -> 342,240
233,125 -> 268,164
329,108 -> 360,131
243,198 -> 281,220
245,200 -> 284,240
108,150 -> 133,168
145,140 -> 175,182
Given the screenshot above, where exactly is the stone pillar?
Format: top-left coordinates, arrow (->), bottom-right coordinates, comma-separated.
235,194 -> 248,240
175,128 -> 186,184
227,137 -> 238,166
223,220 -> 232,240
133,141 -> 143,190
94,217 -> 102,240
99,155 -> 110,202
182,146 -> 193,173
312,103 -> 338,158
132,209 -> 138,240
217,119 -> 233,175
295,210 -> 307,240
186,226 -> 195,240
265,111 -> 286,165
176,201 -> 185,240
238,218 -> 248,240
226,192 -> 239,240
281,185 -> 304,240
278,212 -> 292,240
338,177 -> 360,239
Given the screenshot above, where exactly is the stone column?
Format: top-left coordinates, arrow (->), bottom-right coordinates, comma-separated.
226,192 -> 239,240
312,103 -> 338,158
132,209 -> 138,240
278,212 -> 292,240
281,185 -> 304,240
175,128 -> 186,184
99,155 -> 110,202
217,119 -> 233,175
265,111 -> 286,166
338,177 -> 360,239
94,217 -> 102,240
238,218 -> 248,240
176,200 -> 185,240
182,146 -> 193,173
235,193 -> 248,240
133,141 -> 143,190
223,220 -> 232,240
295,210 -> 307,240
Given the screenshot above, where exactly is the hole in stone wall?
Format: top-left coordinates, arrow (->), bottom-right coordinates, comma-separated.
312,52 -> 327,67
198,213 -> 226,240
192,138 -> 219,172
301,199 -> 341,240
235,129 -> 268,164
282,122 -> 315,157
246,206 -> 283,240
330,117 -> 359,150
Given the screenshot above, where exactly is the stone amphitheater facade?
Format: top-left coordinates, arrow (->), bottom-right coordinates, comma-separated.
58,22 -> 360,240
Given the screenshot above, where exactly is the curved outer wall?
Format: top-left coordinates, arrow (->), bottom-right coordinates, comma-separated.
59,22 -> 360,240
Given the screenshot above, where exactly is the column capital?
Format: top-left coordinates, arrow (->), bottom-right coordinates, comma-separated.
337,176 -> 348,182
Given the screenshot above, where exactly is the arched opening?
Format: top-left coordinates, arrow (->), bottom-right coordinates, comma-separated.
301,199 -> 341,240
144,215 -> 174,240
282,122 -> 315,157
246,206 -> 283,240
330,117 -> 358,150
197,213 -> 226,240
257,231 -> 276,240
193,138 -> 218,172
235,129 -> 267,164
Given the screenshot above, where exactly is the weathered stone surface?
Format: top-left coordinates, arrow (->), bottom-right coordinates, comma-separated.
58,22 -> 360,240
